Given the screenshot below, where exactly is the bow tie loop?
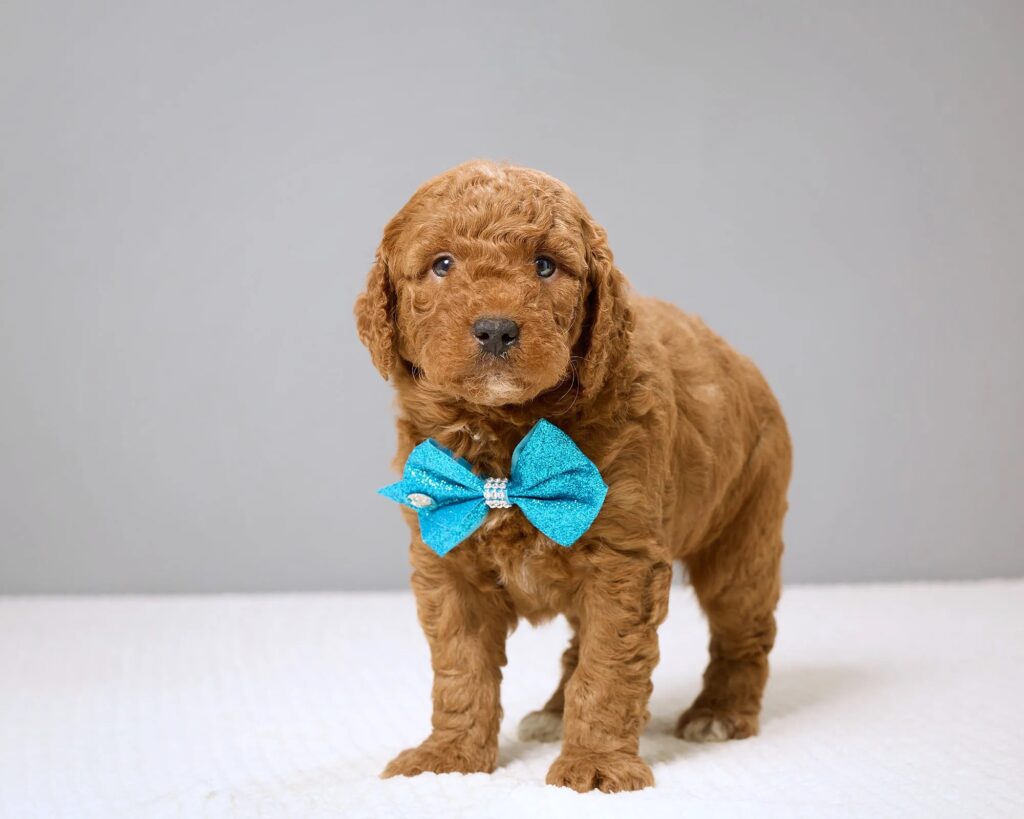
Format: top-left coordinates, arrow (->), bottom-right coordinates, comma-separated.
378,420 -> 607,556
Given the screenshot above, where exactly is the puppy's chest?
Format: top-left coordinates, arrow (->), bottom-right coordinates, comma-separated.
432,425 -> 582,612
470,510 -> 576,614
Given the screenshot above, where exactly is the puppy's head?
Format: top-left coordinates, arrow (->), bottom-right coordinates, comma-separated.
355,161 -> 631,407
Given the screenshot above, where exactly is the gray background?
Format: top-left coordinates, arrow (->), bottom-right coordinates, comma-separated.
1,1 -> 1022,593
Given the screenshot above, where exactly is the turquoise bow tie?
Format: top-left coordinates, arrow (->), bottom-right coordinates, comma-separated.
378,419 -> 608,557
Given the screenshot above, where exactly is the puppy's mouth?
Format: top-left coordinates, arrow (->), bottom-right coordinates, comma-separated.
459,337 -> 572,406
412,327 -> 570,407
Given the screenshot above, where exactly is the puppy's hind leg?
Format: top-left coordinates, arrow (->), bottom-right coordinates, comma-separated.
677,427 -> 790,742
517,616 -> 578,742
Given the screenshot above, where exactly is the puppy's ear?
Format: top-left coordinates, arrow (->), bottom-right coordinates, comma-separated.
354,250 -> 397,379
577,217 -> 634,397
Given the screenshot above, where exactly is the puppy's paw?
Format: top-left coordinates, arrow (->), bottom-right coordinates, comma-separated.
517,709 -> 563,742
675,707 -> 758,742
381,737 -> 496,778
546,750 -> 654,793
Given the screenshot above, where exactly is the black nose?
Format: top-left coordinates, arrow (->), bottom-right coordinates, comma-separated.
473,317 -> 519,357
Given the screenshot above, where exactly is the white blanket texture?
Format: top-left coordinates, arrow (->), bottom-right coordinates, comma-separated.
2,580 -> 1022,818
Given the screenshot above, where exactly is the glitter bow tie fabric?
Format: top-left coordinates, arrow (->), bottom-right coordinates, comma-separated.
378,419 -> 608,557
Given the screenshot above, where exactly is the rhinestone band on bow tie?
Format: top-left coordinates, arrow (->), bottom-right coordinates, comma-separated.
483,477 -> 511,509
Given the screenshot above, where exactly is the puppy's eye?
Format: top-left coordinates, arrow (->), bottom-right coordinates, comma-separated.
535,256 -> 556,278
431,255 -> 454,277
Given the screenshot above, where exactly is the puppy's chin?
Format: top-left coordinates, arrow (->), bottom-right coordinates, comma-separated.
456,367 -> 564,408
472,375 -> 533,407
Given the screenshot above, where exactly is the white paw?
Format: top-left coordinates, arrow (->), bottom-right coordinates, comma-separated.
517,710 -> 563,742
680,715 -> 730,743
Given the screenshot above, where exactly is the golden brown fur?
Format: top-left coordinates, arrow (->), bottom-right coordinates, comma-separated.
355,161 -> 792,792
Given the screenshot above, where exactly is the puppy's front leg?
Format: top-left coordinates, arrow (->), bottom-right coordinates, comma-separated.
547,556 -> 671,793
382,545 -> 515,778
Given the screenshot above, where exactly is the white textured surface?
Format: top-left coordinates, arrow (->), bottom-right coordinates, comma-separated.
1,581 -> 1022,818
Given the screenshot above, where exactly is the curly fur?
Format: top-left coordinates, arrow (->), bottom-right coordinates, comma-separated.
355,161 -> 792,793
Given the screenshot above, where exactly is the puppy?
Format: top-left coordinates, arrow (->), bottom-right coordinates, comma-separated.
355,161 -> 791,793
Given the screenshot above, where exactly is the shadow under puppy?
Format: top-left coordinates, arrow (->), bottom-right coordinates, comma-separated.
354,161 -> 792,793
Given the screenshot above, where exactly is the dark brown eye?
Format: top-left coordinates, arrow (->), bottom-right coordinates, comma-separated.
431,255 -> 454,277
535,256 -> 556,278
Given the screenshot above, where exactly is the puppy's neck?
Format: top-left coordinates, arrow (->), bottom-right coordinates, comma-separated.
392,369 -> 585,476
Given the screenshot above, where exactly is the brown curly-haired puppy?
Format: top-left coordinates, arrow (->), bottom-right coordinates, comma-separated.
355,161 -> 791,793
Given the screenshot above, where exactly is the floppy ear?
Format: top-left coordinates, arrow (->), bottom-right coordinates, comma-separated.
354,250 -> 397,379
577,217 -> 634,398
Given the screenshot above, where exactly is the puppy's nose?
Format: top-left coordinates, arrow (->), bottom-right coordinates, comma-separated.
473,317 -> 519,357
